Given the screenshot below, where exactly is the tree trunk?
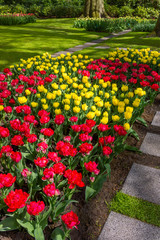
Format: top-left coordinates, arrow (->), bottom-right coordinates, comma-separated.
155,14 -> 160,37
84,0 -> 106,18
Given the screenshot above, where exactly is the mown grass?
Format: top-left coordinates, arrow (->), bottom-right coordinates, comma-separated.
75,32 -> 160,59
0,18 -> 108,71
110,192 -> 160,227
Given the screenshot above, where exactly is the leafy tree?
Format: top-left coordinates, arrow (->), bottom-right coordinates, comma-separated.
84,0 -> 106,18
155,14 -> 160,36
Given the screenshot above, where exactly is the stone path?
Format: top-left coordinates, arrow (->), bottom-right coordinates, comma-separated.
140,132 -> 160,157
99,110 -> 160,239
122,163 -> 160,205
99,212 -> 160,240
51,29 -> 131,57
0,29 -> 131,72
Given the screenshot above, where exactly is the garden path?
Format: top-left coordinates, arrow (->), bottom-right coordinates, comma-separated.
98,110 -> 160,240
51,29 -> 131,58
0,29 -> 131,75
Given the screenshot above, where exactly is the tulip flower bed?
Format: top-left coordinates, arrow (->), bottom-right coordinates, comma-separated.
0,13 -> 36,25
0,52 -> 160,240
106,48 -> 160,72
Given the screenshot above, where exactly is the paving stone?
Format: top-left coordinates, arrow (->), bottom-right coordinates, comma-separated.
122,163 -> 160,205
112,29 -> 131,36
140,132 -> 160,157
98,212 -> 160,240
95,46 -> 110,49
66,47 -> 84,52
118,47 -> 128,50
92,39 -> 103,43
51,29 -> 132,57
151,111 -> 160,127
83,42 -> 98,46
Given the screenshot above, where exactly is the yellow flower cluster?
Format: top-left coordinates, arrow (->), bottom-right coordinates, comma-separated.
11,51 -> 150,131
107,48 -> 160,67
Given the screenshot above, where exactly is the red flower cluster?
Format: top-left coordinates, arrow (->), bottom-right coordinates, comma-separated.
64,169 -> 85,189
0,127 -> 10,138
61,211 -> 80,229
102,146 -> 113,156
27,201 -> 45,216
114,125 -> 127,136
4,189 -> 29,212
38,110 -> 50,124
84,161 -> 100,175
11,135 -> 24,146
54,114 -> 65,125
79,133 -> 92,142
43,183 -> 60,197
56,141 -> 77,157
48,152 -> 61,163
11,151 -> 22,163
0,173 -> 16,188
79,143 -> 93,155
99,136 -> 115,146
41,128 -> 54,136
34,157 -> 48,168
98,124 -> 110,132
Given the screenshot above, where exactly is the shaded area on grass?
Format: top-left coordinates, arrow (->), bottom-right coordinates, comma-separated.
0,18 -> 108,71
75,32 -> 160,59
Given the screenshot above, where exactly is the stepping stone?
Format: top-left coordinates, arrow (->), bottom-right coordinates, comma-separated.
95,46 -> 110,49
92,39 -> 103,43
140,132 -> 160,157
118,47 -> 128,50
66,47 -> 84,52
151,111 -> 160,127
122,163 -> 160,205
98,212 -> 160,240
83,42 -> 98,46
112,29 -> 131,36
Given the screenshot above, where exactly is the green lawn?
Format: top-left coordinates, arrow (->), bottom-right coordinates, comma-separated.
110,192 -> 160,227
1,21 -> 160,71
0,18 -> 108,71
75,32 -> 160,59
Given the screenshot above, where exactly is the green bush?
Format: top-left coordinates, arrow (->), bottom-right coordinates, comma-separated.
12,4 -> 27,14
41,5 -> 54,17
119,6 -> 134,17
74,17 -> 157,33
105,0 -> 160,9
134,6 -> 159,19
27,4 -> 41,17
52,4 -> 83,18
146,7 -> 159,19
105,4 -> 120,17
134,6 -> 150,18
0,13 -> 36,25
0,5 -> 11,14
132,22 -> 156,32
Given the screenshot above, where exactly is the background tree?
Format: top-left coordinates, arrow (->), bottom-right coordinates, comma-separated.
155,14 -> 160,36
84,0 -> 106,18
